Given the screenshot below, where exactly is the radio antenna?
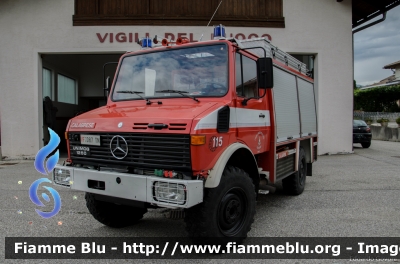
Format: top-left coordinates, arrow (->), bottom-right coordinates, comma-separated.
199,0 -> 223,41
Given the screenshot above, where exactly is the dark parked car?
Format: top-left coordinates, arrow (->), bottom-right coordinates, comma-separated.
353,120 -> 372,148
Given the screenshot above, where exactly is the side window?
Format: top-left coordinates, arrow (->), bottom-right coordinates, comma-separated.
235,53 -> 258,97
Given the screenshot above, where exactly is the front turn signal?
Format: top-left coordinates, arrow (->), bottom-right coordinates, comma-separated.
191,135 -> 206,146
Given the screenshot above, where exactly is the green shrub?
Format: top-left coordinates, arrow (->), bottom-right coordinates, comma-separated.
377,118 -> 389,123
354,85 -> 400,112
396,117 -> 400,124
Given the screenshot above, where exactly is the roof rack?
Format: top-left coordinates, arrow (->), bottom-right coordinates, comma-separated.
236,38 -> 309,75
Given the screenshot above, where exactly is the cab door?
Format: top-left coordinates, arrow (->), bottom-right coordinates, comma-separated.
234,52 -> 270,154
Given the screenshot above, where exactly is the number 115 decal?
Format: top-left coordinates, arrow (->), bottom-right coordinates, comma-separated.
209,136 -> 223,152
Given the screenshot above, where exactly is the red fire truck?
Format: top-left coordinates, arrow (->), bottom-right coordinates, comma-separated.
53,26 -> 317,241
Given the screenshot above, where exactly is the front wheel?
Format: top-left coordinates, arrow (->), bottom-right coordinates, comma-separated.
185,166 -> 256,242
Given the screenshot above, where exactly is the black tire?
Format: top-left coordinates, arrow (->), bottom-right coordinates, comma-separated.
361,142 -> 371,148
85,193 -> 147,228
282,147 -> 307,195
184,166 -> 256,242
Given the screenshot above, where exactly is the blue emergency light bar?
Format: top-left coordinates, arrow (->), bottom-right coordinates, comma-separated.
213,24 -> 226,39
139,37 -> 152,49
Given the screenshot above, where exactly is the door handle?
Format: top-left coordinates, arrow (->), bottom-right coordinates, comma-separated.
259,114 -> 265,118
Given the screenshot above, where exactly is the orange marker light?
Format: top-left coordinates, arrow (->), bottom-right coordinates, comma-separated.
176,37 -> 190,45
65,132 -> 68,140
161,39 -> 169,46
191,135 -> 206,146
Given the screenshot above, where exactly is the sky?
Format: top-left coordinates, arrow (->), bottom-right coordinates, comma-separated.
354,4 -> 400,86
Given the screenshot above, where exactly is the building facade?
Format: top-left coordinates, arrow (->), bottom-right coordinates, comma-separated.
384,60 -> 400,82
0,0 -> 354,158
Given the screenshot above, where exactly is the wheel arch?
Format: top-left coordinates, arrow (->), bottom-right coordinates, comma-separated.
205,143 -> 259,189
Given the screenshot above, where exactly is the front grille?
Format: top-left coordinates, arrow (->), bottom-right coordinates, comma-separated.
69,133 -> 191,170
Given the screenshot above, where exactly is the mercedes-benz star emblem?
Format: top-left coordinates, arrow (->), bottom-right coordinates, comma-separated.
110,136 -> 128,160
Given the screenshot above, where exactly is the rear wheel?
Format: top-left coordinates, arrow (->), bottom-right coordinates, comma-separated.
185,166 -> 256,242
283,147 -> 307,195
85,193 -> 147,228
361,142 -> 371,148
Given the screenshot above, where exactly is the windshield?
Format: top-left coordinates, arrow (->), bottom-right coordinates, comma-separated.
112,44 -> 228,101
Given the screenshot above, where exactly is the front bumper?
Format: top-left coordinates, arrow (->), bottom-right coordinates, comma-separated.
52,165 -> 203,209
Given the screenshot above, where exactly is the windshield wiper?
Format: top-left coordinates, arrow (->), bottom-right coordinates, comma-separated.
156,90 -> 199,102
116,90 -> 153,105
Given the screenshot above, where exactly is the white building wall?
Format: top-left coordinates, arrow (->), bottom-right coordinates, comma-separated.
0,0 -> 353,158
395,66 -> 400,80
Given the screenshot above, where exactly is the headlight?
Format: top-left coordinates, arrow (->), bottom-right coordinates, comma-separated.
153,182 -> 186,205
53,168 -> 72,187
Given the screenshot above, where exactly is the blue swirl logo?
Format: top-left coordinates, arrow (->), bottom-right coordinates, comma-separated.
31,127 -> 61,218
34,128 -> 60,175
29,178 -> 62,219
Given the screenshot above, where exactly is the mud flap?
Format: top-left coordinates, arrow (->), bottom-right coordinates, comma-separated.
307,163 -> 312,176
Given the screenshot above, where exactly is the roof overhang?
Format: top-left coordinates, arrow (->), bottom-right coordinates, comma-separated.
383,60 -> 400,69
352,0 -> 400,28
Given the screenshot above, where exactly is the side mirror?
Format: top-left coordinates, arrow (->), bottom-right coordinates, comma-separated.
257,57 -> 274,89
105,76 -> 111,91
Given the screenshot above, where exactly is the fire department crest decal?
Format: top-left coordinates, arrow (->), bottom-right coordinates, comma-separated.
209,136 -> 218,152
255,132 -> 265,153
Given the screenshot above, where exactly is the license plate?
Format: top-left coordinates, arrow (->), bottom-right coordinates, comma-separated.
72,146 -> 91,156
80,134 -> 101,146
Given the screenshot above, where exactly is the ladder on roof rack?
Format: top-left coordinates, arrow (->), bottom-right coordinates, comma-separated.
236,38 -> 309,75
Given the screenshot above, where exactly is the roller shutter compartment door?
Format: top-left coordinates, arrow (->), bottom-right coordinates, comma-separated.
273,67 -> 300,142
297,78 -> 317,137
